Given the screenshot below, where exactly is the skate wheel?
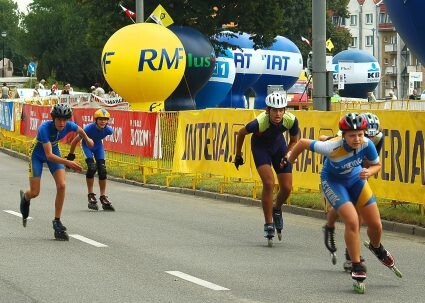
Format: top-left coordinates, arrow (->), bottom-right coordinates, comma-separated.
54,232 -> 69,241
353,281 -> 365,294
331,253 -> 337,265
277,232 -> 282,241
392,267 -> 403,278
267,238 -> 273,247
22,219 -> 27,227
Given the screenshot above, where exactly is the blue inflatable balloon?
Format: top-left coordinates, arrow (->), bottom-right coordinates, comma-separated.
216,32 -> 264,108
165,26 -> 216,111
332,50 -> 380,98
385,1 -> 425,65
251,36 -> 303,109
195,50 -> 236,109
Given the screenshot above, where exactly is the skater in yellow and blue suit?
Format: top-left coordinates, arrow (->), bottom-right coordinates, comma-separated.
286,112 -> 398,292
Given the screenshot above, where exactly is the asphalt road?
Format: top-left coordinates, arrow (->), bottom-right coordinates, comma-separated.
1,151 -> 424,303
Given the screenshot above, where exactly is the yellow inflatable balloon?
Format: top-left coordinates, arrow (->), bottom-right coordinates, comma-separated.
102,23 -> 186,110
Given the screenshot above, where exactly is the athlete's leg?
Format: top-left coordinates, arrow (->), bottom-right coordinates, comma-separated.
26,176 -> 41,200
257,164 -> 275,224
338,202 -> 361,263
326,207 -> 339,228
52,168 -> 66,218
85,158 -> 97,194
86,175 -> 95,194
96,159 -> 107,196
275,172 -> 292,208
358,203 -> 382,248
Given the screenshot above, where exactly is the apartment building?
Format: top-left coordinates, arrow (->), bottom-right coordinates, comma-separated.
333,0 -> 423,99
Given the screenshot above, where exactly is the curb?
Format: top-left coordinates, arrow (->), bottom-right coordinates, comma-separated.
2,147 -> 425,238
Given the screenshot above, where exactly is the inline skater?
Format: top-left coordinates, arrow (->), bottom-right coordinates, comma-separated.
19,104 -> 94,240
234,91 -> 300,246
67,108 -> 115,211
286,112 -> 398,293
322,112 -> 384,271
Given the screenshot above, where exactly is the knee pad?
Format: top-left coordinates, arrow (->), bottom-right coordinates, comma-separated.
85,158 -> 97,178
97,159 -> 107,180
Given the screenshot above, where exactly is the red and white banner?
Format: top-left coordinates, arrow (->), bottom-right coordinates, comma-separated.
20,104 -> 161,158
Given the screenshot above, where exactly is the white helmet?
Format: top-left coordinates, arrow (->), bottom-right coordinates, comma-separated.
362,112 -> 381,137
265,92 -> 288,108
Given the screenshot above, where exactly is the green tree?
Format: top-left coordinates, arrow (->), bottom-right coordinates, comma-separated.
18,0 -> 351,89
0,0 -> 26,75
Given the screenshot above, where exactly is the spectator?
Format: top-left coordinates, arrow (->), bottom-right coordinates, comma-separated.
408,89 -> 420,100
61,83 -> 71,95
33,84 -> 41,97
331,90 -> 341,103
39,79 -> 46,90
108,88 -> 117,98
22,64 -> 28,76
1,82 -> 10,99
51,81 -> 59,91
367,91 -> 377,102
93,83 -> 105,98
90,86 -> 96,94
388,90 -> 397,100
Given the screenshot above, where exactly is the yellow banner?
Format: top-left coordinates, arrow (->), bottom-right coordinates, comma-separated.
292,110 -> 425,204
173,109 -> 425,204
173,108 -> 260,178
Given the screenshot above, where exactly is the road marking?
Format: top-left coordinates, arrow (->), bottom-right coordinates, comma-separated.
166,271 -> 229,291
3,210 -> 33,220
69,234 -> 108,247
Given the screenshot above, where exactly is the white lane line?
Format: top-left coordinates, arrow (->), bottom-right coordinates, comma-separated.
69,234 -> 108,247
166,271 -> 229,291
3,210 -> 33,220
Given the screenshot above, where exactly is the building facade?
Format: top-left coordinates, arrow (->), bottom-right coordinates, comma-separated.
334,0 -> 423,99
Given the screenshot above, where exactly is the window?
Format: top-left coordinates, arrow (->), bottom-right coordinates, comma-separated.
391,35 -> 397,44
350,37 -> 358,48
332,16 -> 339,26
366,36 -> 374,47
379,13 -> 389,24
340,18 -> 346,26
384,58 -> 389,65
350,15 -> 357,26
365,13 -> 373,24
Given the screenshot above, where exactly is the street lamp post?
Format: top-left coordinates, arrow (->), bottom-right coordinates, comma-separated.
1,31 -> 6,78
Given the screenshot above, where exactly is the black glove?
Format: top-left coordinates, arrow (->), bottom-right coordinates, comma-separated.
280,155 -> 289,168
234,155 -> 244,170
66,153 -> 76,161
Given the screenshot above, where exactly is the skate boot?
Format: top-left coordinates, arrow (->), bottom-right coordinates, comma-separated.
323,225 -> 337,265
52,219 -> 69,241
87,193 -> 99,210
272,207 -> 284,241
100,195 -> 115,211
351,262 -> 367,294
264,223 -> 275,247
343,248 -> 366,272
20,190 -> 30,227
363,241 -> 402,278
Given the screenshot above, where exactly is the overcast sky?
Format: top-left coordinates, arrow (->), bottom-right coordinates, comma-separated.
16,0 -> 33,13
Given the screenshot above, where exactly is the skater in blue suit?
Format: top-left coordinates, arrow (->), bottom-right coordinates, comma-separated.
68,108 -> 115,211
286,113 -> 399,293
19,103 -> 94,240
